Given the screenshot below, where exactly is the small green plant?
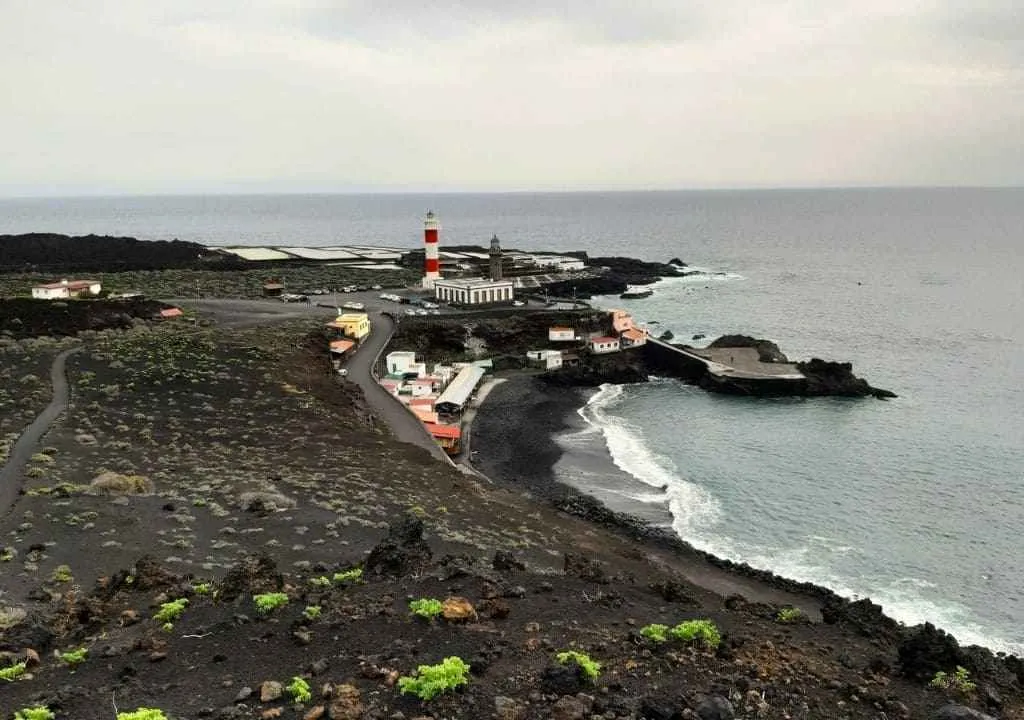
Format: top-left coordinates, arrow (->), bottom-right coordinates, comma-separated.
0,661 -> 27,682
309,576 -> 332,588
640,623 -> 669,642
116,710 -> 169,720
408,597 -> 444,619
153,598 -> 188,625
14,707 -> 55,720
303,605 -> 322,621
556,650 -> 601,680
192,582 -> 212,595
286,675 -> 312,703
669,619 -> 721,649
398,656 -> 471,700
333,567 -> 363,583
930,666 -> 977,693
254,592 -> 289,614
52,564 -> 73,583
60,647 -> 88,669
776,607 -> 803,623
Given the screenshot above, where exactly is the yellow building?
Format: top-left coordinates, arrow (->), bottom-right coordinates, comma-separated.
327,312 -> 370,341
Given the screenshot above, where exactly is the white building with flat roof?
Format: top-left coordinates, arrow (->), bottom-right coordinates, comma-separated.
386,351 -> 417,375
434,278 -> 514,306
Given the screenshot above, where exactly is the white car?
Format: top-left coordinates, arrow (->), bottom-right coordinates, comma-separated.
512,300 -> 526,307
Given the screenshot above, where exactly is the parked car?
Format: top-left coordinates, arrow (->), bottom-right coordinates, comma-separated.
370,284 -> 383,290
512,300 -> 526,307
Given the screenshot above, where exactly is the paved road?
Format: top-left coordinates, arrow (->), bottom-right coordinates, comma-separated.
0,347 -> 82,516
171,297 -> 449,463
344,311 -> 450,462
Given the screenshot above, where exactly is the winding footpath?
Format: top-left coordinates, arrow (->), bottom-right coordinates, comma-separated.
0,347 -> 82,516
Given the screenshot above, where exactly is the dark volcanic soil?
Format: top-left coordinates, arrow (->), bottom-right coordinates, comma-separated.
0,317 -> 1020,720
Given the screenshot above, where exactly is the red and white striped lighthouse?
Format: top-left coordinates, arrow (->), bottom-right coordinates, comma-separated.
422,210 -> 441,289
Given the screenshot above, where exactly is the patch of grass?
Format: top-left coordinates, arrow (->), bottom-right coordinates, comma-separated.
116,710 -> 169,720
14,707 -> 55,720
408,598 -> 444,619
286,676 -> 312,703
332,567 -> 363,583
930,666 -> 977,694
303,605 -> 322,621
192,582 -> 212,595
153,598 -> 188,625
776,607 -> 804,624
309,576 -> 332,588
398,656 -> 471,701
51,564 -> 73,583
0,660 -> 27,682
556,650 -> 601,680
639,623 -> 669,642
668,619 -> 722,649
254,592 -> 289,614
59,647 -> 88,669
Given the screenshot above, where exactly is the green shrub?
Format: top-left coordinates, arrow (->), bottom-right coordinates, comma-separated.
116,710 -> 169,720
333,567 -> 363,583
0,661 -> 27,682
398,656 -> 471,700
153,598 -> 188,624
776,607 -> 803,623
930,666 -> 977,693
669,619 -> 721,649
60,647 -> 88,669
309,576 -> 332,588
51,564 -> 73,583
286,676 -> 312,703
556,650 -> 601,680
408,598 -> 444,619
192,582 -> 212,595
640,623 -> 669,642
303,605 -> 322,621
254,592 -> 289,614
14,707 -> 55,720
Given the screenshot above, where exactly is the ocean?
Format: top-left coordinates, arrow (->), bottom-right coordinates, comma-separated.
2,188 -> 1022,653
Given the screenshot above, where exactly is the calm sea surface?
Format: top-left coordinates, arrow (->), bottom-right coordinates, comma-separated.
2,189 -> 1022,653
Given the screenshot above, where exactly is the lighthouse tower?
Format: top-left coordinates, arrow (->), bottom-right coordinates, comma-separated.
422,211 -> 441,290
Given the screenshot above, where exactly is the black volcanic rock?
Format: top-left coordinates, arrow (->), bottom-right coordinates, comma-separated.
0,233 -> 225,272
797,358 -> 897,399
0,298 -> 174,339
707,335 -> 789,363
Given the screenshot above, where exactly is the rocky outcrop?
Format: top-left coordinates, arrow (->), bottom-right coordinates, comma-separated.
0,298 -> 174,339
797,358 -> 897,399
707,335 -> 789,363
364,515 -> 433,578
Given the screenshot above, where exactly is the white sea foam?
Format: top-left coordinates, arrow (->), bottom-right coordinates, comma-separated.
675,527 -> 1024,657
579,384 -> 723,533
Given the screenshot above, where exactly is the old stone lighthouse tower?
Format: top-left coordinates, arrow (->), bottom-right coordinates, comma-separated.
489,234 -> 503,281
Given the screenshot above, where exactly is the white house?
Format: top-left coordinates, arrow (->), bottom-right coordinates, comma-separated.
526,350 -> 564,370
590,336 -> 621,354
434,277 -> 514,306
32,279 -> 101,300
386,351 -> 417,375
548,326 -> 576,342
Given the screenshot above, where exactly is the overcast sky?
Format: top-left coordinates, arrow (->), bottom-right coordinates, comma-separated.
2,1 -> 1021,195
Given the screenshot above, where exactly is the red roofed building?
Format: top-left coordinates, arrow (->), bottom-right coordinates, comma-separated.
423,422 -> 462,455
32,279 -> 102,300
590,336 -> 620,354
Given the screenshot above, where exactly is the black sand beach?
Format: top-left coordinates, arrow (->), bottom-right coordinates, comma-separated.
471,375 -> 676,524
